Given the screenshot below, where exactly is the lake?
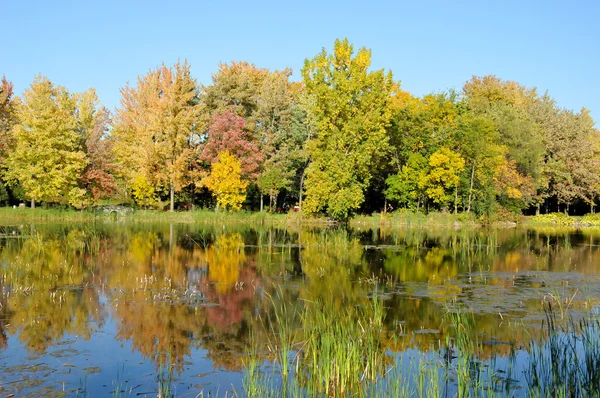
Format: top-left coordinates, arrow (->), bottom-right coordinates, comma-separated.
0,222 -> 599,397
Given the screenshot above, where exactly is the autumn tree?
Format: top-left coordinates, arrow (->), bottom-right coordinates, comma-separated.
462,76 -> 545,212
201,62 -> 306,210
463,75 -> 537,112
203,151 -> 248,211
81,105 -> 117,202
301,38 -> 395,221
256,78 -> 308,211
453,114 -> 503,213
529,96 -> 600,213
0,77 -> 16,204
421,147 -> 465,211
0,76 -> 15,160
201,111 -> 263,181
386,90 -> 427,171
4,76 -> 88,207
113,60 -> 202,211
201,61 -> 269,129
384,91 -> 464,212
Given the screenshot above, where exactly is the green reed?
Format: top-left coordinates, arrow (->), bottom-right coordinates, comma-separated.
241,286 -> 600,398
526,303 -> 600,397
243,287 -> 387,397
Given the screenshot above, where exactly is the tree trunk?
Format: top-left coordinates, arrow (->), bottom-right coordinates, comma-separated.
299,170 -> 305,209
454,187 -> 458,214
536,204 -> 540,216
384,198 -> 387,214
270,193 -> 276,213
170,184 -> 175,212
31,198 -> 35,209
565,203 -> 569,215
260,191 -> 264,212
467,164 -> 475,213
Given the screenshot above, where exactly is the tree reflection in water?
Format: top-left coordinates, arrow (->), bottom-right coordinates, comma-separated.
0,223 -> 599,394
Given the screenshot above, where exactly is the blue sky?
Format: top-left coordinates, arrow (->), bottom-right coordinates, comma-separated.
4,0 -> 599,123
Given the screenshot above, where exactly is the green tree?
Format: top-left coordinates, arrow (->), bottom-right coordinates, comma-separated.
257,103 -> 308,211
301,38 -> 395,221
383,91 -> 463,213
385,153 -> 428,210
4,76 -> 87,207
255,70 -> 297,211
463,76 -> 545,212
453,114 -> 503,213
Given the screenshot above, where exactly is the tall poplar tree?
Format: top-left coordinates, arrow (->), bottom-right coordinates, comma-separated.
113,60 -> 202,211
301,39 -> 395,220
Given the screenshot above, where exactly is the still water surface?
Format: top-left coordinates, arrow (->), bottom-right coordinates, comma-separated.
0,222 -> 599,396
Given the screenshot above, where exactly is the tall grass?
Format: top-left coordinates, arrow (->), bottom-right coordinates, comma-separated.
242,290 -> 600,397
243,288 -> 388,397
299,294 -> 386,396
352,210 -> 478,229
0,207 -> 319,226
526,303 -> 600,397
0,207 -> 97,221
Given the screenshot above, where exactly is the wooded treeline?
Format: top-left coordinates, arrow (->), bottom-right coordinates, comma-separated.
1,39 -> 598,220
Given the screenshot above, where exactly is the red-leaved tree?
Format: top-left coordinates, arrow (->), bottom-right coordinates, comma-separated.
201,111 -> 264,179
82,107 -> 118,200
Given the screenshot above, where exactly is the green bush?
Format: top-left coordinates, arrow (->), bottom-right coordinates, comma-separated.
481,207 -> 521,225
580,213 -> 600,225
528,212 -> 575,225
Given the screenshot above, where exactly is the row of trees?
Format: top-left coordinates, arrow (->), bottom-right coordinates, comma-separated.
1,39 -> 598,219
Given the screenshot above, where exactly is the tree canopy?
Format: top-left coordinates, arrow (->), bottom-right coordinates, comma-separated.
2,41 -> 598,218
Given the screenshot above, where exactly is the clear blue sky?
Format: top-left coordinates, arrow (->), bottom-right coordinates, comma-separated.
4,0 -> 599,123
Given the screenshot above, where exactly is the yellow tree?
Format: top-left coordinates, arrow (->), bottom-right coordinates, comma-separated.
0,77 -> 16,204
0,76 -> 15,160
203,151 -> 248,211
420,147 -> 465,211
4,76 -> 87,207
113,60 -> 202,211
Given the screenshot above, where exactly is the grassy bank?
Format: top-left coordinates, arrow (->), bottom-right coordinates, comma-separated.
524,212 -> 600,227
0,207 -> 485,228
351,210 -> 482,229
13,206 -> 600,229
0,207 -> 292,225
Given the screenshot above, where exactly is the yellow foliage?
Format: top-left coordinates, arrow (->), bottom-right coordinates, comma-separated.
421,147 -> 465,205
204,233 -> 246,293
131,174 -> 157,207
203,151 -> 248,211
493,157 -> 534,200
463,75 -> 538,111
